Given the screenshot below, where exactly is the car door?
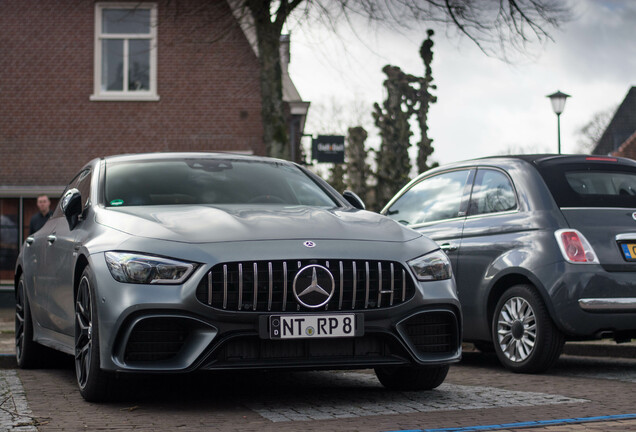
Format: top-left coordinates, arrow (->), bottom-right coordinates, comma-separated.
23,212 -> 57,329
454,167 -> 527,340
43,168 -> 93,335
383,169 -> 474,271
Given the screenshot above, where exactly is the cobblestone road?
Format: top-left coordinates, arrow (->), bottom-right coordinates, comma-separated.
0,351 -> 634,431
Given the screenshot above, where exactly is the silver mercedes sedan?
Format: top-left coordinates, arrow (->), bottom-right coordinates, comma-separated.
15,153 -> 461,401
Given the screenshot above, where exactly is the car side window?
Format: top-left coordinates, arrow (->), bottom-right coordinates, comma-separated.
75,169 -> 92,209
468,169 -> 517,216
384,170 -> 471,226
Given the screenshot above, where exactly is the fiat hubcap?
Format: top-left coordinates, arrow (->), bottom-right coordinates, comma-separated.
496,297 -> 536,362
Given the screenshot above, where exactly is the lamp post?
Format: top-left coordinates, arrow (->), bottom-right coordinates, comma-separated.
547,90 -> 571,154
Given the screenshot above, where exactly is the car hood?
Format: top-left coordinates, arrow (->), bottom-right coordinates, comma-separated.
95,205 -> 421,243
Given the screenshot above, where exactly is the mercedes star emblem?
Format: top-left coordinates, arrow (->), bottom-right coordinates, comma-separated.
303,241 -> 316,248
292,265 -> 335,308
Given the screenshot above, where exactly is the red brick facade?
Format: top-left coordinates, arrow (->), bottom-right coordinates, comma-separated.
0,0 -> 264,187
612,130 -> 636,160
0,0 -> 267,282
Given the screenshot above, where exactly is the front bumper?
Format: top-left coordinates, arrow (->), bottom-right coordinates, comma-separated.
90,249 -> 462,373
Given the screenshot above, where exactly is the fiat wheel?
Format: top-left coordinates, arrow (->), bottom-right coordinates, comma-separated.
492,285 -> 564,373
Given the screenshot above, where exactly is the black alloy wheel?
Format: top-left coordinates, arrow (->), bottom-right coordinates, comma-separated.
75,272 -> 93,389
75,266 -> 112,401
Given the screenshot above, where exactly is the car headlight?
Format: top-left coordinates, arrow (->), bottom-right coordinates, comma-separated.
105,252 -> 197,284
408,250 -> 452,281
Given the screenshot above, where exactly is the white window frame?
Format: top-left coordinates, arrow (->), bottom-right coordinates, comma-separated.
90,2 -> 159,101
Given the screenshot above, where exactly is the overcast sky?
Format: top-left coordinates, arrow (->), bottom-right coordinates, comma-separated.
287,0 -> 636,168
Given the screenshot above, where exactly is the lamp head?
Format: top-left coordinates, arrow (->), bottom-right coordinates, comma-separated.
547,90 -> 571,115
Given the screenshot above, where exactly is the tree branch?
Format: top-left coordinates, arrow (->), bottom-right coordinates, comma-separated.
444,0 -> 488,54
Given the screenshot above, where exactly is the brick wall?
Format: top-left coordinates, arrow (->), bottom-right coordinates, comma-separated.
0,0 -> 264,187
612,131 -> 636,160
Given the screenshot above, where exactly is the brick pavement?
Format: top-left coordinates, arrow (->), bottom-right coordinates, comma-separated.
8,352 -> 636,432
1,298 -> 635,431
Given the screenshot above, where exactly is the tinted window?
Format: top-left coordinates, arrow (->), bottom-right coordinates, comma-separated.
468,169 -> 517,215
76,169 -> 92,209
539,163 -> 636,208
385,170 -> 470,225
566,172 -> 636,196
104,159 -> 338,207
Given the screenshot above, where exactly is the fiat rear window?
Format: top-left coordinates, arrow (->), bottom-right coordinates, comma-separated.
538,163 -> 636,208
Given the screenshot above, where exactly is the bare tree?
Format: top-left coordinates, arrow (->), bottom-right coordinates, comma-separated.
304,96 -> 373,137
346,126 -> 372,205
373,65 -> 416,208
230,0 -> 571,159
575,106 -> 617,154
498,143 -> 550,155
416,29 -> 437,174
327,163 -> 347,192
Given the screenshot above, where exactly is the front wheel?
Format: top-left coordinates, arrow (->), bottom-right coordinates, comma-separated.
375,364 -> 449,390
492,285 -> 564,373
75,266 -> 113,401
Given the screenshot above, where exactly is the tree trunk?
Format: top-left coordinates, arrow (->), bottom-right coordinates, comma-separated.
252,11 -> 289,159
346,126 -> 370,204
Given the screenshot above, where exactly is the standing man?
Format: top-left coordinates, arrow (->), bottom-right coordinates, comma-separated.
29,195 -> 53,234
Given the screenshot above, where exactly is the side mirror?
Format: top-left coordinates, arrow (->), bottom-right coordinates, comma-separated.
61,188 -> 82,230
342,190 -> 366,210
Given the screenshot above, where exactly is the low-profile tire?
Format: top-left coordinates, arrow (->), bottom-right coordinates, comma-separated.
375,364 -> 449,391
15,275 -> 46,369
75,266 -> 113,402
492,285 -> 564,374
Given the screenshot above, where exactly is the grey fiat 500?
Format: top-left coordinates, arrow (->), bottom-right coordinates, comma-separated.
15,153 -> 461,401
383,154 -> 636,373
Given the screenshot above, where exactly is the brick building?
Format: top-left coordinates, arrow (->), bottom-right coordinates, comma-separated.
592,86 -> 636,157
0,0 -> 308,283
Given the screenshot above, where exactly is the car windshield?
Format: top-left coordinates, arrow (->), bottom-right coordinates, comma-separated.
104,159 -> 338,207
538,162 -> 636,208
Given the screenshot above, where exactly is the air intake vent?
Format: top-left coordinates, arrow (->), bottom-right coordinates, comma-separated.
400,311 -> 459,356
204,334 -> 407,367
124,318 -> 190,362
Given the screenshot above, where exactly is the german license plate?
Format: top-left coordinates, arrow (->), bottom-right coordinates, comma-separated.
269,314 -> 357,339
620,243 -> 636,261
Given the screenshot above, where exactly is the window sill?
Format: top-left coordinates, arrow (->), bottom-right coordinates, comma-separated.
90,94 -> 160,102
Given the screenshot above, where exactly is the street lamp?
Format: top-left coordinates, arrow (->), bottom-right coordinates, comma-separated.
547,90 -> 571,154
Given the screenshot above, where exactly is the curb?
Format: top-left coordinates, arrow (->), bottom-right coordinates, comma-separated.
563,342 -> 636,359
464,341 -> 636,360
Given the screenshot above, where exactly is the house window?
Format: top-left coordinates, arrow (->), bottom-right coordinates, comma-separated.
91,3 -> 159,101
0,198 -> 19,284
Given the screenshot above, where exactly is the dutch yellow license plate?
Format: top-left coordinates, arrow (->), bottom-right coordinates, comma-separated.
620,243 -> 636,261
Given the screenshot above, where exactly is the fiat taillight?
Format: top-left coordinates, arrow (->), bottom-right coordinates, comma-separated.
555,229 -> 599,264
